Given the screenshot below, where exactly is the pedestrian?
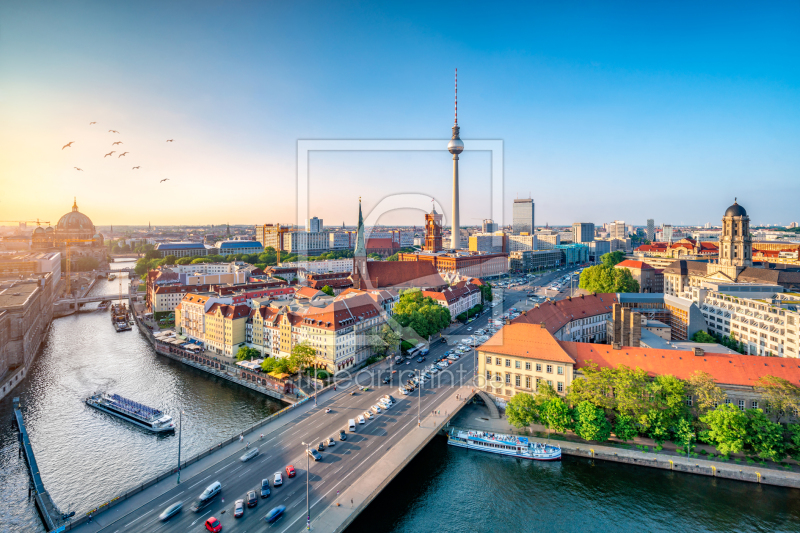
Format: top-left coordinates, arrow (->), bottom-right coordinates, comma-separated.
240,434 -> 244,442
351,498 -> 353,507
88,514 -> 92,523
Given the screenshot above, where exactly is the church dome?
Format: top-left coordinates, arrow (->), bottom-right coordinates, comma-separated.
33,226 -> 45,235
724,201 -> 747,218
45,226 -> 54,233
56,198 -> 95,232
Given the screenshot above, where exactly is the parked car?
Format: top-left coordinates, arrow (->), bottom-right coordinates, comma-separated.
246,490 -> 257,507
327,436 -> 336,446
339,430 -> 347,441
261,478 -> 271,498
285,465 -> 296,477
357,415 -> 365,424
308,448 -> 322,461
371,405 -> 381,414
273,472 -> 283,486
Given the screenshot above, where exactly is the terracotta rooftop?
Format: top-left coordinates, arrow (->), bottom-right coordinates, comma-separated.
355,261 -> 447,290
477,323 -> 576,364
511,293 -> 618,334
560,341 -> 800,388
616,260 -> 654,270
206,303 -> 250,319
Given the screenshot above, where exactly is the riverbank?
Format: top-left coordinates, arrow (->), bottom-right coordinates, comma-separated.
449,402 -> 800,490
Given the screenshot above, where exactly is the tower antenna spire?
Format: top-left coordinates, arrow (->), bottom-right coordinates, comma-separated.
454,68 -> 458,125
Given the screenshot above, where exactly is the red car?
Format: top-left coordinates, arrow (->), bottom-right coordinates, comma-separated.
205,516 -> 222,532
285,464 -> 296,478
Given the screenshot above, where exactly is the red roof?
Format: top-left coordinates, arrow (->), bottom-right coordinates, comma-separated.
616,260 -> 654,270
561,341 -> 800,387
511,293 -> 618,334
206,303 -> 250,319
478,323 -> 576,364
354,261 -> 447,290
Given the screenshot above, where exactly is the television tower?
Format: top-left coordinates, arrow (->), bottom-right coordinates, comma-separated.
447,68 -> 464,250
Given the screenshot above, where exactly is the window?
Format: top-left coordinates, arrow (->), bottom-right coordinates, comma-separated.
724,398 -> 731,405
505,359 -> 511,367
752,401 -> 758,409
525,362 -> 531,370
525,376 -> 531,389
536,363 -> 542,372
486,371 -> 491,381
515,375 -> 521,387
546,365 -> 553,374
738,400 -> 745,411
505,373 -> 511,384
557,366 -> 564,375
486,356 -> 492,365
547,380 -> 553,387
495,372 -> 502,382
496,357 -> 502,366
515,360 -> 521,369
557,382 -> 563,392
685,395 -> 693,407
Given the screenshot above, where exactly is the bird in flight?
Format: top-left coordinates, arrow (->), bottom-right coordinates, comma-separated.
104,151 -> 115,158
166,139 -> 174,142
118,152 -> 129,157
160,178 -> 169,183
112,141 -> 123,146
62,142 -> 74,150
74,167 -> 83,171
108,130 -> 120,134
90,122 -> 96,125
132,166 -> 140,170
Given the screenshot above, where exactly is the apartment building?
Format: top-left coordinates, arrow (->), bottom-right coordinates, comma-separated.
508,234 -> 537,252
422,280 -> 481,320
204,303 -> 251,356
512,293 -> 617,343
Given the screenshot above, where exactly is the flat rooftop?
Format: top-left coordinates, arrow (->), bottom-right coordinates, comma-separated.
0,281 -> 40,308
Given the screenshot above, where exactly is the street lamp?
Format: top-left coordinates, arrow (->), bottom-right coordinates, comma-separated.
414,369 -> 422,427
301,441 -> 311,530
176,410 -> 185,484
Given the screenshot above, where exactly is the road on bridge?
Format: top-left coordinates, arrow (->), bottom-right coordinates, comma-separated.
70,267 -> 580,533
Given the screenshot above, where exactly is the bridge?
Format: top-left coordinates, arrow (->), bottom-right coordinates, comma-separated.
94,268 -> 136,275
51,306 -> 503,533
54,293 -> 143,306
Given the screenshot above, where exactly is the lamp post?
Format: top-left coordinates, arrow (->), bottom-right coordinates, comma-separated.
415,369 -> 422,427
176,410 -> 184,484
301,441 -> 311,530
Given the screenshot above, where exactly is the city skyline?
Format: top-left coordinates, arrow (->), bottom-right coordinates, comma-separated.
2,1 -> 799,227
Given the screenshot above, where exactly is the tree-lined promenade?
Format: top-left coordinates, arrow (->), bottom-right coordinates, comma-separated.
506,366 -> 800,463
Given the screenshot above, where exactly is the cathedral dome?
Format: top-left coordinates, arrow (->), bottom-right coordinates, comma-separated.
56,198 -> 95,232
33,226 -> 45,235
724,201 -> 747,218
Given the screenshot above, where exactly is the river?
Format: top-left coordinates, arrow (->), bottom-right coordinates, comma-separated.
0,262 -> 284,532
346,436 -> 800,533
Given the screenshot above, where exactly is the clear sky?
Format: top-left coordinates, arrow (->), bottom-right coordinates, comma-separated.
1,1 -> 798,228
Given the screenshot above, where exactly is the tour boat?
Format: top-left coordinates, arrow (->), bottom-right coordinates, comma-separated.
97,300 -> 111,311
447,429 -> 561,461
85,392 -> 175,433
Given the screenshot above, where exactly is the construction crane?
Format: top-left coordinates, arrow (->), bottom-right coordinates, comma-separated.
65,238 -> 98,295
0,219 -> 51,226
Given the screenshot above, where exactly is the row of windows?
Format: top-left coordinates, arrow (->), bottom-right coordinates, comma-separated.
487,371 -> 564,392
486,356 -> 564,374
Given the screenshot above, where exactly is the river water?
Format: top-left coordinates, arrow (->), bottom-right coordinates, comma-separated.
3,263 -> 800,533
346,436 -> 800,533
0,262 -> 283,532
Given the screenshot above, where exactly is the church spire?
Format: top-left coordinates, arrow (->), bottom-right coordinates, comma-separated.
72,197 -> 79,212
354,198 -> 366,256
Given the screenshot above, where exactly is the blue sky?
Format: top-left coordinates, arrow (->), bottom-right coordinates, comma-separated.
1,1 -> 798,227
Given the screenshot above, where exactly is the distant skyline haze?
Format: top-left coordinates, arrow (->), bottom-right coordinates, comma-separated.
1,1 -> 798,227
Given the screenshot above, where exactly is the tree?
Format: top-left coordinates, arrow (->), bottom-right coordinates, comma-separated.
74,257 -> 99,271
578,263 -> 639,293
539,398 -> 572,434
754,375 -> 800,423
700,404 -> 748,456
320,285 -> 335,297
600,251 -> 626,267
686,371 -> 726,415
393,289 -> 451,339
787,424 -> 800,461
674,417 -> 696,453
745,409 -> 785,461
506,392 -> 538,429
191,257 -> 213,264
639,409 -> 670,444
573,401 -> 611,442
613,414 -> 639,442
160,254 -> 178,266
144,249 -> 160,260
368,325 -> 401,357
386,253 -> 399,261
236,346 -> 260,361
175,256 -> 194,265
613,366 -> 651,419
691,330 -> 716,343
480,283 -> 493,303
647,374 -> 687,425
566,363 -> 617,411
290,341 -> 316,373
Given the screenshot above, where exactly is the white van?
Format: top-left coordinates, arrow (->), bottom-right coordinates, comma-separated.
200,481 -> 222,502
348,419 -> 357,432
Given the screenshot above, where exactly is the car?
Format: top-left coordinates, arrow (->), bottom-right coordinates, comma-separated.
406,360 -> 411,365
318,441 -> 325,450
429,366 -> 439,374
358,415 -> 365,424
339,430 -> 347,441
308,448 -> 322,461
273,472 -> 283,486
246,490 -> 258,507
261,478 -> 271,498
265,505 -> 286,524
371,405 -> 381,414
205,517 -> 222,532
327,437 -> 336,446
285,465 -> 296,477
416,357 -> 425,363
240,447 -> 259,462
382,377 -> 391,384
159,501 -> 183,521
399,387 -> 410,395
379,399 -> 392,409
234,499 -> 245,518
466,327 -> 472,331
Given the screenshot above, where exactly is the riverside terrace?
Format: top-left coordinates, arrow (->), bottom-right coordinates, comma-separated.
54,310 -> 495,533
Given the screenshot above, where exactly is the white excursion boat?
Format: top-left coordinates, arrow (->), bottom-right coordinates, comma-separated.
447,429 -> 561,461
85,392 -> 175,433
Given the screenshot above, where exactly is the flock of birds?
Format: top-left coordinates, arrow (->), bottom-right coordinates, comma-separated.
62,122 -> 174,183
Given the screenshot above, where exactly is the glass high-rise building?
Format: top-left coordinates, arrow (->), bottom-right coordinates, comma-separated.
512,198 -> 534,235
646,219 -> 655,241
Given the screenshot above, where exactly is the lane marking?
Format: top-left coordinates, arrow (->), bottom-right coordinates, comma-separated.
187,474 -> 212,490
